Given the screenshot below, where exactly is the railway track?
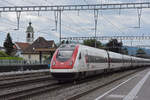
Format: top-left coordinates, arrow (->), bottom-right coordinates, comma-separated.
65,68 -> 146,100
0,70 -> 55,100
30,67 -> 146,100
0,70 -> 51,88
0,70 -> 50,81
0,80 -> 59,100
0,68 -> 146,100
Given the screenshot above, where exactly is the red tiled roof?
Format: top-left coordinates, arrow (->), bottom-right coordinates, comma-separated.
23,37 -> 57,54
15,42 -> 30,50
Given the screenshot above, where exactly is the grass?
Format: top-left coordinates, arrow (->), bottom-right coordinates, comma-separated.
0,51 -> 23,60
0,57 -> 23,60
0,51 -> 9,57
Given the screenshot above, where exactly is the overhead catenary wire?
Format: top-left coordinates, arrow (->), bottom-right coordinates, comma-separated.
101,15 -> 127,35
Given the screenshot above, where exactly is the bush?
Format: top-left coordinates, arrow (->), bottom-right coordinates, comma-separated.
0,51 -> 9,57
0,57 -> 23,60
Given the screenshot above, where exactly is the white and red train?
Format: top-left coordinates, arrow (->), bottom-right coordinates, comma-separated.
50,44 -> 150,81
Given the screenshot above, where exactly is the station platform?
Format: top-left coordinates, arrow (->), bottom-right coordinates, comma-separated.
94,68 -> 150,100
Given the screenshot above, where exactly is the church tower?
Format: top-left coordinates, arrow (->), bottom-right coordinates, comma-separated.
26,22 -> 34,44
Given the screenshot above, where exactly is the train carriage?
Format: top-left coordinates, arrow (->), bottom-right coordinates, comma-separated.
50,44 -> 150,81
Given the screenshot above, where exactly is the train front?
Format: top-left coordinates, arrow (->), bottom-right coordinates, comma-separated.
50,44 -> 79,81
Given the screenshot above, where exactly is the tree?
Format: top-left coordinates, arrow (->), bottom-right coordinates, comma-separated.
61,40 -> 65,44
66,40 -> 69,44
122,47 -> 128,55
83,39 -> 103,48
105,39 -> 123,53
3,33 -> 14,56
136,48 -> 146,55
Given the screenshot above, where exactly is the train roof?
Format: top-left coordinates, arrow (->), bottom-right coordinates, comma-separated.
59,44 -> 150,61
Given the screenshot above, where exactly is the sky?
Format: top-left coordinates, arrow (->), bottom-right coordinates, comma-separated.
0,0 -> 150,47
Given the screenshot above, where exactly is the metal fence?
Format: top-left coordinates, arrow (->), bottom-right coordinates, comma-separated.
0,60 -> 49,66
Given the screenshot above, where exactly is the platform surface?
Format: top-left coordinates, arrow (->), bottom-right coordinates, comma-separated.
94,68 -> 150,100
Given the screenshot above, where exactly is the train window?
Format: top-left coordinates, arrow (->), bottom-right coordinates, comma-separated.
56,49 -> 74,61
86,55 -> 106,63
58,50 -> 73,58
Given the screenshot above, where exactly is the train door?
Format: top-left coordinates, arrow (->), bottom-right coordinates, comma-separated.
78,51 -> 85,71
85,49 -> 89,69
122,55 -> 124,67
106,51 -> 110,69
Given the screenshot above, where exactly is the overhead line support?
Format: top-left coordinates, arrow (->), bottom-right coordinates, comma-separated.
94,9 -> 98,47
59,10 -> 62,44
137,8 -> 142,28
0,2 -> 150,12
16,11 -> 21,30
62,36 -> 150,41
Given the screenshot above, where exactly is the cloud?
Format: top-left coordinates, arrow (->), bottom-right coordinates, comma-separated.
0,0 -> 150,46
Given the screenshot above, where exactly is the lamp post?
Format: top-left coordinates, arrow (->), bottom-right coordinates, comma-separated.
94,10 -> 98,48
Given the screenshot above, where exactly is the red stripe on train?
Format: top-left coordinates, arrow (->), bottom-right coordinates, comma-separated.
51,45 -> 79,69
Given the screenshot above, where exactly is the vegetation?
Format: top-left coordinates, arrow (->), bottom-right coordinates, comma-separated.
0,57 -> 23,60
105,39 -> 123,53
122,47 -> 128,55
61,40 -> 69,44
83,39 -> 103,48
3,33 -> 14,56
82,39 -> 129,54
0,51 -> 9,57
136,48 -> 146,55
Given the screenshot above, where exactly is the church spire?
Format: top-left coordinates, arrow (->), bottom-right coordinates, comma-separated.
26,22 -> 34,44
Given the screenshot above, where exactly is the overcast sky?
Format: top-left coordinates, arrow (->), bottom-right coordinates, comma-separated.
0,0 -> 150,47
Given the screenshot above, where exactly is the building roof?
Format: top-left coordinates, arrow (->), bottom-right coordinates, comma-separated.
14,42 -> 30,50
23,37 -> 56,54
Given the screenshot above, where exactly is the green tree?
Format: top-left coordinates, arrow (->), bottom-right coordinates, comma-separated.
83,39 -> 103,48
61,40 -> 65,44
105,39 -> 123,53
66,40 -> 69,44
136,48 -> 146,55
122,47 -> 128,55
3,33 -> 14,56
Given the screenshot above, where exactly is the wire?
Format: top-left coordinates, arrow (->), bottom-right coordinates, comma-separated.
0,0 -> 15,6
101,15 -> 128,35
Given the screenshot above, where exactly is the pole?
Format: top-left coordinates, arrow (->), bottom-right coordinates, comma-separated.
59,10 -> 62,44
16,11 -> 21,30
137,8 -> 142,28
94,10 -> 98,48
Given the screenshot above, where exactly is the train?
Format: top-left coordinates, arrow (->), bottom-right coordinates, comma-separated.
50,44 -> 150,81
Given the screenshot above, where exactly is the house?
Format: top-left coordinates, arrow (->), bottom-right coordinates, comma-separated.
22,37 -> 57,62
14,22 -> 57,63
14,37 -> 57,62
14,42 -> 30,57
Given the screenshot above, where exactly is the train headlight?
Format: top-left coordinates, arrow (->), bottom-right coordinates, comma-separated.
53,61 -> 56,66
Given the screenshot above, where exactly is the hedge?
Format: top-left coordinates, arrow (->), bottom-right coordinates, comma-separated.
0,57 -> 23,60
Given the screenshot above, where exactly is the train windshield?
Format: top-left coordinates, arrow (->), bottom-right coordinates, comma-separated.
56,49 -> 74,62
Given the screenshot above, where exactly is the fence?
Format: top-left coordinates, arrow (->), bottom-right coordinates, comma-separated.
0,59 -> 50,72
0,59 -> 49,66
